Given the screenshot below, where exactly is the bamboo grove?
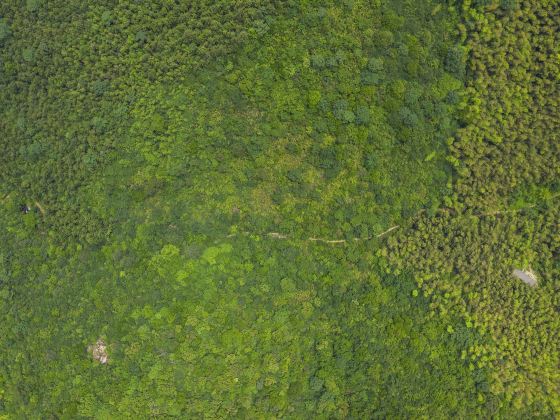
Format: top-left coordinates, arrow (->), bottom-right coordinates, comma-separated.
387,0 -> 560,415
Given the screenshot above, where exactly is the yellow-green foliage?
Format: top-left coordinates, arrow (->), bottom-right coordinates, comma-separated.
452,0 -> 560,211
387,1 -> 560,415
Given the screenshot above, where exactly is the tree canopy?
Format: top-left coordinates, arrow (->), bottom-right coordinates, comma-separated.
0,0 -> 558,417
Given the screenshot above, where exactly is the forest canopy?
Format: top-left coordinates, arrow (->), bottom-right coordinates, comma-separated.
0,0 -> 558,418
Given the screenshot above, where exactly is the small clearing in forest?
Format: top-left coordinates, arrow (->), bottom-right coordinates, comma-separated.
513,269 -> 538,287
88,338 -> 109,364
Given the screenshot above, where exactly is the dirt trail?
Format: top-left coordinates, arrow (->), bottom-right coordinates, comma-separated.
227,225 -> 399,244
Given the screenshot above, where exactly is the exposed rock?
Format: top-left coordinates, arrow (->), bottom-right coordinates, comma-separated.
88,338 -> 109,364
513,269 -> 538,287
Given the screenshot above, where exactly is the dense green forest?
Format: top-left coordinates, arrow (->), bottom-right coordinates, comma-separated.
0,0 -> 558,417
